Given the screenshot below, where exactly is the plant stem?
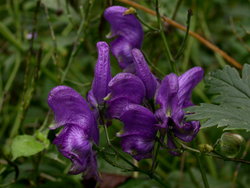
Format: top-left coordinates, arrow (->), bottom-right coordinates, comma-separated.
155,0 -> 176,73
195,153 -> 210,188
175,9 -> 192,60
197,131 -> 217,178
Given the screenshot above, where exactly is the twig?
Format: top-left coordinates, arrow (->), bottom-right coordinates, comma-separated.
118,0 -> 243,70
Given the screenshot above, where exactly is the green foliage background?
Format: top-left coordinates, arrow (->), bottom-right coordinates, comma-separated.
0,0 -> 249,187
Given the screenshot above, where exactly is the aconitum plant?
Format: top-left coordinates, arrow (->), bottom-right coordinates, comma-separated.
47,5 -> 203,184
2,1 -> 250,188
48,6 -> 203,184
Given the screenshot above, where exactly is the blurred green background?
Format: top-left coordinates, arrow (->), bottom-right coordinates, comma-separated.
0,0 -> 249,187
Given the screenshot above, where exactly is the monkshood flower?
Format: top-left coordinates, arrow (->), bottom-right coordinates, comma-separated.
155,67 -> 204,155
104,6 -> 143,71
48,86 -> 99,180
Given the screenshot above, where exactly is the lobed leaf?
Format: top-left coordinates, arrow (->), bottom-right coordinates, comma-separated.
186,64 -> 250,131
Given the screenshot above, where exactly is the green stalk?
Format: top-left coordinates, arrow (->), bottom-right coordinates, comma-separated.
175,9 -> 192,60
155,0 -> 176,73
195,154 -> 210,188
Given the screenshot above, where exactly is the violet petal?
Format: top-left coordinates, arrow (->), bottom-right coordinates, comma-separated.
48,86 -> 99,144
132,49 -> 157,99
178,67 -> 204,108
91,41 -> 111,105
119,104 -> 157,137
107,97 -> 133,119
53,125 -> 98,179
108,73 -> 146,103
156,73 -> 179,112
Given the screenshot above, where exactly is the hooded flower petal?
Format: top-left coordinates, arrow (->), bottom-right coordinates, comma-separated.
104,6 -> 143,70
132,49 -> 157,99
53,125 -> 98,178
48,86 -> 99,143
108,73 -> 146,103
118,104 -> 157,160
89,41 -> 111,106
178,67 -> 204,108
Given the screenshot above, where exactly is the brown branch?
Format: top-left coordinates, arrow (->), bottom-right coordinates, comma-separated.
118,0 -> 243,70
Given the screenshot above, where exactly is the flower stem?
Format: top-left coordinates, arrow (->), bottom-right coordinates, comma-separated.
155,0 -> 176,73
175,9 -> 192,60
195,153 -> 210,188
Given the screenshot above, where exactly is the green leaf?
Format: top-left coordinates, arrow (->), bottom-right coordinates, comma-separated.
186,64 -> 250,131
11,135 -> 45,160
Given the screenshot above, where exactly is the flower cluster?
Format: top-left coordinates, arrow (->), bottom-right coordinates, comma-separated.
48,6 -> 204,181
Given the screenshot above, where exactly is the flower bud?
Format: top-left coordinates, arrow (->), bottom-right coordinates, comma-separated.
216,132 -> 245,158
198,144 -> 214,153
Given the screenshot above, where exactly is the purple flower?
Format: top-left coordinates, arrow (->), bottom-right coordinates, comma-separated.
87,41 -> 111,108
155,67 -> 204,155
104,6 -> 143,71
48,86 -> 99,179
